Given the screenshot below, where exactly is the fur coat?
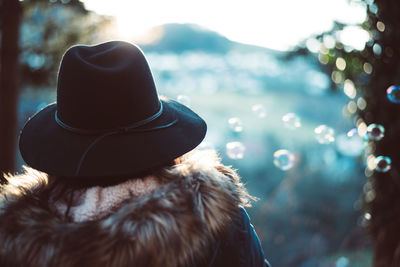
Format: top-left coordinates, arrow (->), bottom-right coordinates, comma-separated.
0,150 -> 268,267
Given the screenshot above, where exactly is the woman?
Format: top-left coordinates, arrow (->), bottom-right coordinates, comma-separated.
0,41 -> 269,267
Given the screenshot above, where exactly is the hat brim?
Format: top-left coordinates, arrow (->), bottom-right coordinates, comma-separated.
19,98 -> 207,177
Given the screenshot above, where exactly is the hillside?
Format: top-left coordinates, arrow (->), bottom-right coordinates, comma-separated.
138,23 -> 282,55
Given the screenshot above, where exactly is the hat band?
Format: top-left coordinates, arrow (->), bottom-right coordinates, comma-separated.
54,101 -> 179,176
55,101 -> 172,135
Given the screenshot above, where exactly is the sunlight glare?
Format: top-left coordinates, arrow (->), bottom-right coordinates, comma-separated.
83,0 -> 367,51
337,26 -> 370,51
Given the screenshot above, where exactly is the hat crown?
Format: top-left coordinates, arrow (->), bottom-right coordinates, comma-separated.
57,41 -> 160,130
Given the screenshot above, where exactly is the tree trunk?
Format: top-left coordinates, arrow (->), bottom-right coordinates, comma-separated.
0,0 -> 22,179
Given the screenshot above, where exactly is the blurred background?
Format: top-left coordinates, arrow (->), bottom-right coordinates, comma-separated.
1,0 -> 400,266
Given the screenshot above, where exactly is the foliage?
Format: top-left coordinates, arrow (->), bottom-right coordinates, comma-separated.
18,0 -> 113,88
290,0 -> 400,266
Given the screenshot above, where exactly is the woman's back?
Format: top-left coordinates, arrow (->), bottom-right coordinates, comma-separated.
0,150 -> 269,267
1,41 -> 269,267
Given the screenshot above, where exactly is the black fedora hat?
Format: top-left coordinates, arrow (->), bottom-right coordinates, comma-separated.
19,41 -> 206,178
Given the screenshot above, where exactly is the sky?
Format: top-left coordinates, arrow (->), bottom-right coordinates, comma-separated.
82,0 -> 368,51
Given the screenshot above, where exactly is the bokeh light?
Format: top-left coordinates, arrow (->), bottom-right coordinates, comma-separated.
347,101 -> 357,114
344,79 -> 357,99
357,121 -> 368,137
331,71 -> 344,84
306,38 -> 320,53
337,26 -> 370,51
336,57 -> 346,71
357,97 -> 367,110
363,62 -> 373,74
318,53 -> 330,64
372,43 -> 382,56
376,21 -> 385,32
366,155 -> 377,171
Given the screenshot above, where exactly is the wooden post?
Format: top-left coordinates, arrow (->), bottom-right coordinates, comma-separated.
0,0 -> 22,179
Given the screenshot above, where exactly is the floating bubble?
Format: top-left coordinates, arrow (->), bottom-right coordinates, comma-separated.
251,104 -> 267,118
336,128 -> 364,156
282,113 -> 301,129
273,149 -> 295,171
366,123 -> 385,141
226,142 -> 245,159
374,156 -> 391,172
176,95 -> 191,107
314,125 -> 335,144
387,85 -> 400,104
228,117 -> 243,132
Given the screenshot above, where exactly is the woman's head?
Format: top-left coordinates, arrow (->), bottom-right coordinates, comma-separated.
19,41 -> 206,184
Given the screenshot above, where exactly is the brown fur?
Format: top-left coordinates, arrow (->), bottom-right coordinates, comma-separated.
0,150 -> 252,267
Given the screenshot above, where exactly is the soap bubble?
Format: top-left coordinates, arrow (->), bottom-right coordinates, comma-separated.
226,142 -> 245,159
273,149 -> 295,171
282,113 -> 301,129
366,123 -> 385,141
251,104 -> 267,118
314,125 -> 335,144
228,117 -> 243,132
176,95 -> 191,107
387,85 -> 400,103
336,128 -> 364,156
374,156 -> 391,172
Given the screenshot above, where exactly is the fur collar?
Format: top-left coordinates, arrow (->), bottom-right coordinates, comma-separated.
0,150 -> 251,267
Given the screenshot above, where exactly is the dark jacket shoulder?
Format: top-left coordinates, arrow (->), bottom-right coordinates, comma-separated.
205,207 -> 270,267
